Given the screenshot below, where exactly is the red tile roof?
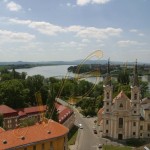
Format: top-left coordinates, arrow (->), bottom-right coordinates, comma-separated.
0,127 -> 5,133
16,105 -> 46,117
97,108 -> 104,125
113,91 -> 130,103
58,107 -> 73,123
1,102 -> 73,124
0,105 -> 18,117
0,120 -> 69,149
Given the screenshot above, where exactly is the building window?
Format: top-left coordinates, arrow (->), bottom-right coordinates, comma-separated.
134,104 -> 137,107
42,143 -> 45,150
106,120 -> 109,124
147,124 -> 150,131
50,142 -> 53,150
107,102 -> 109,105
133,122 -> 136,126
119,103 -> 123,108
134,94 -> 137,100
119,118 -> 123,128
33,145 -> 36,150
106,109 -> 109,112
133,132 -> 136,136
106,130 -> 108,133
148,134 -> 150,137
134,111 -> 136,114
140,125 -> 143,130
107,92 -> 109,99
140,133 -> 142,137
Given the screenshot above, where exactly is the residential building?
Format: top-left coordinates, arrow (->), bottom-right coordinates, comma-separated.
0,102 -> 75,130
0,119 -> 69,150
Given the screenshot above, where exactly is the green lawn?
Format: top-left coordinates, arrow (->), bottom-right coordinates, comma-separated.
68,125 -> 78,145
103,145 -> 132,150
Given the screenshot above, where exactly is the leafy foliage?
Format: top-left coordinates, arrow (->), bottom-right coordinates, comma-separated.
20,117 -> 36,127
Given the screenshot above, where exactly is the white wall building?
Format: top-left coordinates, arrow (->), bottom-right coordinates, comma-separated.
98,61 -> 150,140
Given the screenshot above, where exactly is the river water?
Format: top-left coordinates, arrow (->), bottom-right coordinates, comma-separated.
16,65 -> 150,91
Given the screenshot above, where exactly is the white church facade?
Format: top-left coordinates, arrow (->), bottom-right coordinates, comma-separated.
98,61 -> 150,140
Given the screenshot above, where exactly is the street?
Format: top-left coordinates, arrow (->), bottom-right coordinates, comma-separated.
56,98 -> 102,150
72,108 -> 101,150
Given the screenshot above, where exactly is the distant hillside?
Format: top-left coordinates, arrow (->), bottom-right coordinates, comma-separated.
0,60 -> 149,66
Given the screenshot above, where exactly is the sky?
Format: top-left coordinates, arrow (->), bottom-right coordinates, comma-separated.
0,0 -> 150,63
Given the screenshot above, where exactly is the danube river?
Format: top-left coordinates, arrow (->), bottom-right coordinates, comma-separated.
16,65 -> 103,83
16,65 -> 150,91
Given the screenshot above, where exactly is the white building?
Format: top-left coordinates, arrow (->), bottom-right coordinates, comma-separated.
98,61 -> 150,140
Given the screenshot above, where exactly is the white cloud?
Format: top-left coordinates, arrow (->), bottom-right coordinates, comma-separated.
29,21 -> 66,36
129,29 -> 138,33
129,29 -> 145,37
0,30 -> 35,42
66,3 -> 71,6
3,0 -> 8,3
138,33 -> 144,36
28,8 -> 32,11
10,18 -> 65,36
76,27 -> 122,39
76,0 -> 111,6
82,39 -> 90,43
117,40 -> 145,47
77,0 -> 91,6
9,18 -> 122,39
6,1 -> 22,11
54,41 -> 86,48
9,18 -> 31,24
92,0 -> 111,4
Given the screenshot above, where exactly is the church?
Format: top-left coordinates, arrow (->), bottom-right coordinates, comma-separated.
97,61 -> 150,140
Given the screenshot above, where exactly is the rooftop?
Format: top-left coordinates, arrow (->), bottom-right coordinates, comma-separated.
0,105 -> 18,117
1,102 -> 74,124
113,91 -> 130,103
0,120 -> 69,149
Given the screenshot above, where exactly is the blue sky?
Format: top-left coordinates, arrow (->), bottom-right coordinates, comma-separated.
0,0 -> 150,63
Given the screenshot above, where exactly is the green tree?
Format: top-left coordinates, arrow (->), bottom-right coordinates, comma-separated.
0,79 -> 27,108
140,81 -> 149,98
20,117 -> 36,127
118,69 -> 129,85
25,75 -> 47,105
45,86 -> 58,122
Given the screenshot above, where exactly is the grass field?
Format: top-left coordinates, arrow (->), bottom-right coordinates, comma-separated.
68,125 -> 79,145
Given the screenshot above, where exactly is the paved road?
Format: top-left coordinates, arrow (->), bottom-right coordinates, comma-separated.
56,98 -> 102,150
74,109 -> 100,150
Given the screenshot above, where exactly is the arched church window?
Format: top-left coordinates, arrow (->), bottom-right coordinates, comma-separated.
107,92 -> 109,99
119,103 -> 123,108
134,93 -> 137,100
119,118 -> 123,128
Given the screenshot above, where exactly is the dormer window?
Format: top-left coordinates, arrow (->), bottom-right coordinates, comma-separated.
134,93 -> 137,100
107,92 -> 109,99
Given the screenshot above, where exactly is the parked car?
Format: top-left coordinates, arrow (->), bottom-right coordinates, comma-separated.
78,123 -> 83,129
93,129 -> 97,134
98,144 -> 102,148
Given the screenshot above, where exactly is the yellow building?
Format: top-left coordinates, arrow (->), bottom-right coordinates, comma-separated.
0,120 -> 69,150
